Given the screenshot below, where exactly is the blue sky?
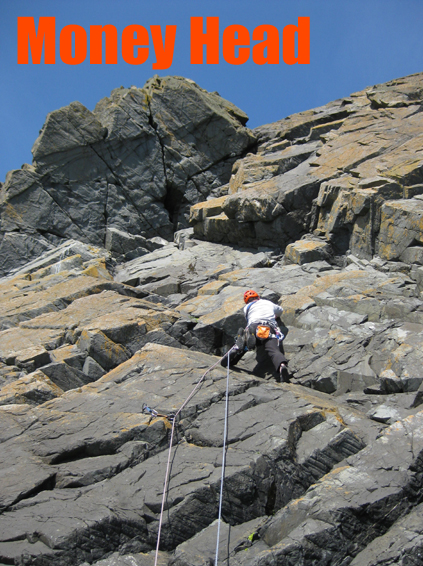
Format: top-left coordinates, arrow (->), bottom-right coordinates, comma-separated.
1,0 -> 423,182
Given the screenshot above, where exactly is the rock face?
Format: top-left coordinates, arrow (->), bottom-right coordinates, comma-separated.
0,76 -> 255,276
1,236 -> 423,566
191,73 -> 423,263
2,73 -> 423,566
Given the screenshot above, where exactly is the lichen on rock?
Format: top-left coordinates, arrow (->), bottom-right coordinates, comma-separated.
1,73 -> 423,566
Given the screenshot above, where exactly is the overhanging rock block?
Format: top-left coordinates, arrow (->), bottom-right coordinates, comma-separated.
77,329 -> 131,371
379,199 -> 423,261
285,239 -> 331,265
0,77 -> 256,275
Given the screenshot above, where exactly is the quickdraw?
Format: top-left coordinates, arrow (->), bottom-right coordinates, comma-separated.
142,403 -> 175,423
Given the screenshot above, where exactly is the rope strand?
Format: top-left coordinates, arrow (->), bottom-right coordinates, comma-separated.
154,346 -> 237,566
214,347 -> 231,565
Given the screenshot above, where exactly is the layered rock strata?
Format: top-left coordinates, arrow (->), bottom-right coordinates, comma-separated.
0,76 -> 255,276
2,72 -> 423,565
191,73 -> 423,263
0,236 -> 423,565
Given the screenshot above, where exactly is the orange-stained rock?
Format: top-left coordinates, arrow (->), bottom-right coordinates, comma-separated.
190,73 -> 423,261
0,371 -> 64,406
285,239 -> 330,265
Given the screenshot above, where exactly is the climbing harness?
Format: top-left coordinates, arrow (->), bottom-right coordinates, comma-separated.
245,299 -> 284,348
153,344 -> 238,566
249,320 -> 285,343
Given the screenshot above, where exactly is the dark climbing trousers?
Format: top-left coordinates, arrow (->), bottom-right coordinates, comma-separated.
256,337 -> 287,372
248,322 -> 287,372
223,324 -> 287,373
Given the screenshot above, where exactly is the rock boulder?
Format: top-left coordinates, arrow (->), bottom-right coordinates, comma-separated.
0,77 -> 255,276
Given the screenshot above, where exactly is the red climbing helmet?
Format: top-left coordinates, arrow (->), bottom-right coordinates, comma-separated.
244,290 -> 259,304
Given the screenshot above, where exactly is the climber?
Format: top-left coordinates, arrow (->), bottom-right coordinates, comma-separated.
223,290 -> 290,382
242,290 -> 289,382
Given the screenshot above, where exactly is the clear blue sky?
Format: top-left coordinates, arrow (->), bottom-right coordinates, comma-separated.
1,0 -> 422,183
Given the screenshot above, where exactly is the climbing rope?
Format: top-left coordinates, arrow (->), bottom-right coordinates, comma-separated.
214,347 -> 231,566
153,345 -> 238,566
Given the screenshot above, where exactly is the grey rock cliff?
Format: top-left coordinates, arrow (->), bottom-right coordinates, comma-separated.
1,73 -> 423,565
191,73 -> 423,265
0,76 -> 255,276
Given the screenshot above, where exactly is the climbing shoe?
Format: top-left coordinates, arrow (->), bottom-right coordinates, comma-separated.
246,328 -> 256,350
235,328 -> 246,350
221,345 -> 246,368
279,363 -> 289,383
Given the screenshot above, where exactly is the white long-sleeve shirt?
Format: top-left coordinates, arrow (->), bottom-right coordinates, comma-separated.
244,299 -> 283,326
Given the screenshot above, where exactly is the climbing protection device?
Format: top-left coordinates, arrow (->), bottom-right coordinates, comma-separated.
154,344 -> 238,566
142,403 -> 175,423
